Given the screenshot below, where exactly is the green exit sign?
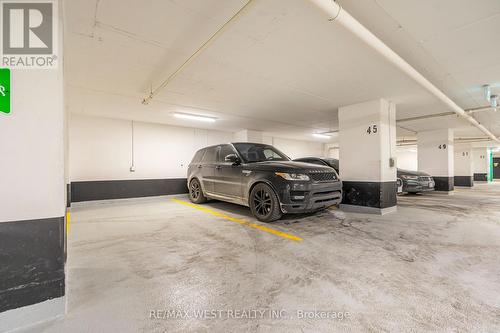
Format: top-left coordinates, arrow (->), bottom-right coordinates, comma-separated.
0,69 -> 10,114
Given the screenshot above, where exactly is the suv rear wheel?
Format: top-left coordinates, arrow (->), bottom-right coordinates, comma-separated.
189,178 -> 207,204
249,183 -> 282,222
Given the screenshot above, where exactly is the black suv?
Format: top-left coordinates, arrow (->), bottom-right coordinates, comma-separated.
187,143 -> 342,222
294,157 -> 339,174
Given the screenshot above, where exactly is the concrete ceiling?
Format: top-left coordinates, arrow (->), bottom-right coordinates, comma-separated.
64,0 -> 500,143
341,0 -> 500,139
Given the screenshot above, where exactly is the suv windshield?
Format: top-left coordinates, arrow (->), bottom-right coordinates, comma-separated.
233,143 -> 289,163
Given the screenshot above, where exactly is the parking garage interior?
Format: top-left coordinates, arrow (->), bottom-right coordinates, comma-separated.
1,0 -> 500,332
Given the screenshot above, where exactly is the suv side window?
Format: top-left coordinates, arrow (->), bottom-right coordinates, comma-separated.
191,149 -> 205,164
218,144 -> 236,163
201,147 -> 217,163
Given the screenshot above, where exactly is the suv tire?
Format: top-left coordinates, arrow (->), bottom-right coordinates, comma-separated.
249,183 -> 282,222
189,178 -> 207,204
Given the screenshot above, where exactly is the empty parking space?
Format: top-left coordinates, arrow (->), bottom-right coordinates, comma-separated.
17,183 -> 498,332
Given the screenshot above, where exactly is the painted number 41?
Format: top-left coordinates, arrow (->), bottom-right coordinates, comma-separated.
366,125 -> 378,134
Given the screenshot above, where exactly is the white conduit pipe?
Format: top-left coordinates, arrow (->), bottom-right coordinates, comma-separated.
142,0 -> 255,105
308,0 -> 500,143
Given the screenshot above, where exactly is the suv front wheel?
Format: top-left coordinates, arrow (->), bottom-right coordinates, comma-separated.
189,178 -> 207,204
249,183 -> 282,222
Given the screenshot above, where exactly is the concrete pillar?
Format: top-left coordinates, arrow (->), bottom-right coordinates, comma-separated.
417,129 -> 454,192
234,130 -> 263,143
0,3 -> 66,330
338,99 -> 397,214
325,144 -> 339,159
472,148 -> 490,181
454,145 -> 473,187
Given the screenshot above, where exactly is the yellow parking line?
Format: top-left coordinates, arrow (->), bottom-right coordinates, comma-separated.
66,211 -> 71,235
172,198 -> 302,241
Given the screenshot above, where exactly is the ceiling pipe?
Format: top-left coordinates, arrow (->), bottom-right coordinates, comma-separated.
307,0 -> 500,143
397,137 -> 492,143
397,137 -> 493,147
396,106 -> 496,123
465,105 -> 497,114
141,0 -> 255,105
397,112 -> 455,123
321,130 -> 339,135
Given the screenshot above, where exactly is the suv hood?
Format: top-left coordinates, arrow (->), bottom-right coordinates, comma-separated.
245,161 -> 334,173
397,169 -> 432,177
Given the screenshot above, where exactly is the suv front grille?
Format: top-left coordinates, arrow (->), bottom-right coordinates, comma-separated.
418,176 -> 432,182
309,172 -> 337,182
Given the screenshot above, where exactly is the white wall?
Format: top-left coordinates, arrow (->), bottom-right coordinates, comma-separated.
268,137 -> 325,159
454,145 -> 473,177
473,148 -> 490,175
234,130 -> 263,143
69,114 -> 233,181
69,115 -> 327,181
396,148 -> 418,171
0,70 -> 64,222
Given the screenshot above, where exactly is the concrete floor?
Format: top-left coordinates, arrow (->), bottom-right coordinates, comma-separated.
26,183 -> 500,332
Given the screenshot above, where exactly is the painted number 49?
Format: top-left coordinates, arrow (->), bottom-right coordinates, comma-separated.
366,125 -> 378,134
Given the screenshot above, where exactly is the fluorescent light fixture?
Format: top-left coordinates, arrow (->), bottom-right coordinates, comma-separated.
313,133 -> 331,139
483,84 -> 492,101
173,112 -> 217,123
490,95 -> 498,108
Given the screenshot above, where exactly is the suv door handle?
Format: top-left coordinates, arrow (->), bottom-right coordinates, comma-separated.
197,165 -> 202,169
215,165 -> 221,170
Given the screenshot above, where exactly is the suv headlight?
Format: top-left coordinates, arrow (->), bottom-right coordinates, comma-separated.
275,172 -> 310,181
401,175 -> 419,180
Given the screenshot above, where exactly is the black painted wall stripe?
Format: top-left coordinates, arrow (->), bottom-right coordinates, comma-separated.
0,217 -> 65,313
66,183 -> 71,207
433,176 -> 454,191
71,178 -> 188,202
473,173 -> 488,181
342,181 -> 397,209
455,176 -> 473,187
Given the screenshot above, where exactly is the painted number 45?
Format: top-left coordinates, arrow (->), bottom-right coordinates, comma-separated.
366,125 -> 378,134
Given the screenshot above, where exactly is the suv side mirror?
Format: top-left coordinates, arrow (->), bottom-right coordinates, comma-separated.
225,154 -> 241,165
